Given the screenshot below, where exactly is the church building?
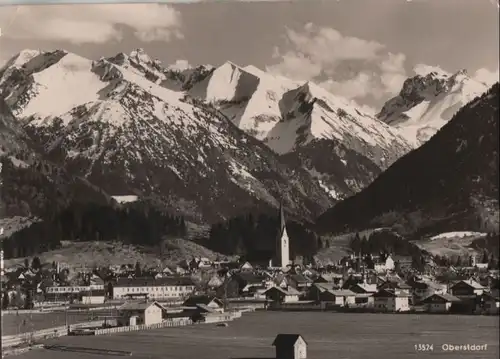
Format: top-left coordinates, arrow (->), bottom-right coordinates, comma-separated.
269,203 -> 291,269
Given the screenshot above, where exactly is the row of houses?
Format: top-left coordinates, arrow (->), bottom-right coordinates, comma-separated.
217,268 -> 499,314
96,294 -> 230,328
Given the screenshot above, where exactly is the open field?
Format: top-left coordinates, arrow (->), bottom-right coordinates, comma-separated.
15,311 -> 499,359
1,310 -> 118,336
4,237 -> 227,269
413,232 -> 487,257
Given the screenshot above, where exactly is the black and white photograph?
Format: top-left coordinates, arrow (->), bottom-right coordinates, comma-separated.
0,0 -> 498,358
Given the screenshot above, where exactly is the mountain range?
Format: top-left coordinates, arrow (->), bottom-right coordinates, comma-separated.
0,47 -> 497,259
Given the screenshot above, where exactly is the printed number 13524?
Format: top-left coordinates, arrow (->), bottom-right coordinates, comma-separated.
415,344 -> 434,351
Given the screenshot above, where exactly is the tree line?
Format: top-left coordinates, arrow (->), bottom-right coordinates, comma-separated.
2,201 -> 187,259
205,212 -> 319,261
348,229 -> 499,270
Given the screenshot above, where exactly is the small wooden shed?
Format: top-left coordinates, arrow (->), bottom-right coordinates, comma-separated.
272,334 -> 307,359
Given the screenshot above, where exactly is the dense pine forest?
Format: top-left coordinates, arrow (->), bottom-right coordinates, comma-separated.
205,212 -> 320,261
2,201 -> 187,258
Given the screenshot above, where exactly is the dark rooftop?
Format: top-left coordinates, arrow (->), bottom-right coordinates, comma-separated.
272,334 -> 307,347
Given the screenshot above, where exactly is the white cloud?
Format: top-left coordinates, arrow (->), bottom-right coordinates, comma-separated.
320,72 -> 373,100
379,52 -> 407,96
266,23 -> 408,101
169,59 -> 191,71
473,67 -> 499,86
0,4 -> 182,44
267,52 -> 322,80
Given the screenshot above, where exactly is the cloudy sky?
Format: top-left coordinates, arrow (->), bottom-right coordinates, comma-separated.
0,0 -> 498,111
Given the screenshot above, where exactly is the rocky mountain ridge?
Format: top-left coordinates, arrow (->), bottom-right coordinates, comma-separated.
377,68 -> 488,145
0,49 -> 335,225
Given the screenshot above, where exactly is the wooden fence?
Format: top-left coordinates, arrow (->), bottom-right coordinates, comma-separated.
94,311 -> 242,336
1,320 -> 106,348
94,318 -> 193,335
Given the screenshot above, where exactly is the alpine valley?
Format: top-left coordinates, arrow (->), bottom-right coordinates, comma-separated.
0,48 -> 497,262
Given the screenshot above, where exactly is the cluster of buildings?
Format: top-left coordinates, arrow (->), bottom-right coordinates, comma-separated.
207,263 -> 499,314
0,261 -> 198,308
1,205 -> 498,318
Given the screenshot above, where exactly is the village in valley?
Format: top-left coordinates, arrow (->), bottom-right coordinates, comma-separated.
1,205 -> 498,343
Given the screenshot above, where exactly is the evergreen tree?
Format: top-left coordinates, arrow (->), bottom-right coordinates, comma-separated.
31,256 -> 41,270
481,250 -> 489,264
488,253 -> 497,269
135,261 -> 142,277
24,290 -> 34,310
2,292 -> 9,309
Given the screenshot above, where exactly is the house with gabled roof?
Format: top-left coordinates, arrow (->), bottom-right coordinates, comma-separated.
313,273 -> 342,284
183,295 -> 224,311
319,289 -> 356,306
272,334 -> 307,359
264,286 -> 300,303
450,279 -> 485,298
308,282 -> 339,302
378,280 -> 412,296
349,282 -> 377,294
478,290 -> 499,314
287,274 -> 313,290
206,274 -> 224,289
407,279 -> 446,303
421,293 -> 461,313
117,300 -> 164,326
373,289 -> 411,312
223,272 -> 267,298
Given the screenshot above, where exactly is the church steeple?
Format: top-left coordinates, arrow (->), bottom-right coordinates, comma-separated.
278,201 -> 286,234
273,200 -> 290,269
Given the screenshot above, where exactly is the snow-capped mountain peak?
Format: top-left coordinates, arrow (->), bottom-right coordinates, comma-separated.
377,67 -> 488,145
128,48 -> 154,65
187,59 -> 305,141
2,49 -> 43,69
105,49 -> 166,86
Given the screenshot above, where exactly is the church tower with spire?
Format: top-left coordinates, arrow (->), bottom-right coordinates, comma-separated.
273,202 -> 291,268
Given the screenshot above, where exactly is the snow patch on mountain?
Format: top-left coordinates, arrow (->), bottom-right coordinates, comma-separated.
112,195 -> 139,204
430,231 -> 487,241
306,167 -> 341,200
